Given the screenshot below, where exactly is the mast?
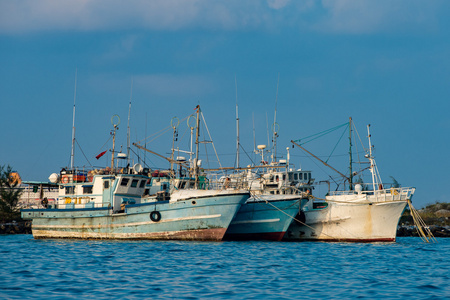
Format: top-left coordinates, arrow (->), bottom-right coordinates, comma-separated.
349,117 -> 353,190
367,124 -> 377,191
252,112 -> 256,154
194,105 -> 201,188
170,117 -> 178,172
266,112 -> 270,152
144,112 -> 147,167
272,74 -> 279,163
235,75 -> 240,168
111,115 -> 120,173
127,79 -> 133,168
70,68 -> 77,170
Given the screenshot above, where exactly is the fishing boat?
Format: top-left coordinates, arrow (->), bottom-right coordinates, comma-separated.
21,107 -> 249,241
284,121 -> 415,242
216,86 -> 307,241
223,164 -> 311,241
215,140 -> 311,241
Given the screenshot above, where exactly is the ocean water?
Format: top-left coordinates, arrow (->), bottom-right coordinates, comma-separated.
0,235 -> 448,300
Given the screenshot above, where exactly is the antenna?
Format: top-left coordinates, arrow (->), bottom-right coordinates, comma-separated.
144,112 -> 147,167
272,73 -> 279,163
70,68 -> 77,169
194,105 -> 201,188
266,112 -> 270,149
127,78 -> 133,168
235,75 -> 240,168
349,117 -> 353,190
252,112 -> 256,154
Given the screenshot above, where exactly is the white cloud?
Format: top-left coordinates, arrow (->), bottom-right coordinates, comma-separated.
0,0 -> 446,35
317,0 -> 442,34
267,0 -> 291,10
0,0 -> 274,33
101,34 -> 141,60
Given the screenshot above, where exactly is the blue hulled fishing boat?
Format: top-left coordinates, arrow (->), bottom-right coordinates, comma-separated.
22,107 -> 249,241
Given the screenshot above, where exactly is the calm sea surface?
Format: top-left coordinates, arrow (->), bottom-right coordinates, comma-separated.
0,235 -> 448,299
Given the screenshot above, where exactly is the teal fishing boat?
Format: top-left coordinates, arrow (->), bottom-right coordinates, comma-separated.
221,165 -> 311,241
21,107 -> 249,241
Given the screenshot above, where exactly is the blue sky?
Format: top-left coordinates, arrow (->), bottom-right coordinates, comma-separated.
1,0 -> 449,208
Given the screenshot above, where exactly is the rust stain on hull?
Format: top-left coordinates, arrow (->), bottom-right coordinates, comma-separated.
33,227 -> 228,241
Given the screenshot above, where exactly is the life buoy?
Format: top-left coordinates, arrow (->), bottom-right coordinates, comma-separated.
61,175 -> 69,184
150,211 -> 161,222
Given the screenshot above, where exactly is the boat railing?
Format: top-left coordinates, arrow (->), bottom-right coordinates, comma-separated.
329,187 -> 416,202
206,174 -> 249,190
52,201 -> 111,210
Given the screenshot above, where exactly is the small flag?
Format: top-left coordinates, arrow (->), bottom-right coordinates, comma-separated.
96,150 -> 107,160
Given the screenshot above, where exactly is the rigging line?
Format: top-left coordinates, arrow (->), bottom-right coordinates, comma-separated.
352,126 -> 363,176
293,122 -> 348,144
291,152 -> 366,158
239,143 -> 256,166
137,114 -> 193,144
129,147 -> 153,169
350,120 -> 366,176
96,135 -> 113,154
146,127 -> 173,144
325,123 -> 349,163
353,120 -> 368,154
200,111 -> 224,172
301,148 -> 340,186
75,139 -> 92,167
250,192 -> 339,240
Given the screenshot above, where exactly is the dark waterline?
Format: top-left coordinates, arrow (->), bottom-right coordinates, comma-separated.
0,235 -> 448,299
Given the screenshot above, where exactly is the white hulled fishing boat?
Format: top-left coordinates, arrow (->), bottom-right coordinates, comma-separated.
284,121 -> 415,242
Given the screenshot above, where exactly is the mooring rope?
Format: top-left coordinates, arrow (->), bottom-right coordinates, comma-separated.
407,200 -> 436,243
249,191 -> 339,240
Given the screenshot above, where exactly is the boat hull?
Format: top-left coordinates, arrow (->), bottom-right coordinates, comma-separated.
223,195 -> 306,241
284,199 -> 408,242
22,193 -> 248,241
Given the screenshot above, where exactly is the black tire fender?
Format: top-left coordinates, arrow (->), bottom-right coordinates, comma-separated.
150,211 -> 161,222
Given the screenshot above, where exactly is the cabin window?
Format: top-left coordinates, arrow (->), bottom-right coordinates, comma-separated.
282,174 -> 286,181
162,183 -> 167,190
180,181 -> 186,189
120,178 -> 129,187
139,180 -> 146,188
304,173 -> 309,180
143,189 -> 149,196
294,173 -> 298,180
299,173 -> 303,180
289,173 -> 293,181
104,181 -> 109,189
65,186 -> 75,194
131,179 -> 139,188
83,186 -> 93,194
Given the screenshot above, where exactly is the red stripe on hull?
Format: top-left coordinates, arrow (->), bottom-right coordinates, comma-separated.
223,231 -> 286,241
